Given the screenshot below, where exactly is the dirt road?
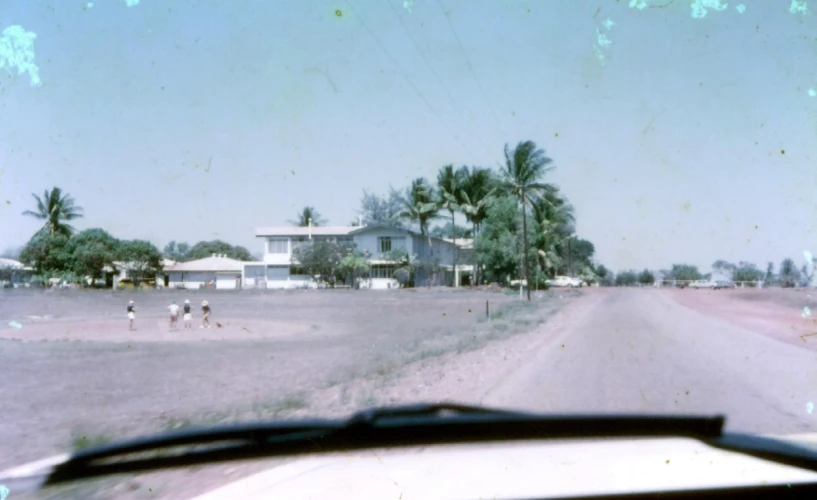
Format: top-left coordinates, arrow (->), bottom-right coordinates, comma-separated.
481,288 -> 817,434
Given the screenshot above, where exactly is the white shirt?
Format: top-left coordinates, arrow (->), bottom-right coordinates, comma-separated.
168,304 -> 180,315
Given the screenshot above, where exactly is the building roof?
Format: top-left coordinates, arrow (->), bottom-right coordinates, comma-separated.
164,255 -> 247,272
0,258 -> 26,269
255,226 -> 358,237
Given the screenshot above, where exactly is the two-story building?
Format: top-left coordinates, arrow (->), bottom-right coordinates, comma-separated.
245,224 -> 467,289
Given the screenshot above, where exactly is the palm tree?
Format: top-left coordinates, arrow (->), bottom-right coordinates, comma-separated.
459,167 -> 496,285
436,165 -> 465,285
399,178 -> 439,286
499,140 -> 555,301
532,189 -> 575,279
22,187 -> 84,237
289,206 -> 327,227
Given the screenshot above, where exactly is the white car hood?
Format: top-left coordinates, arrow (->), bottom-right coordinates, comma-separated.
192,434 -> 817,500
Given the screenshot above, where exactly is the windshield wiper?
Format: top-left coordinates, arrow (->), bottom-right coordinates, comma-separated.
0,403 -> 728,490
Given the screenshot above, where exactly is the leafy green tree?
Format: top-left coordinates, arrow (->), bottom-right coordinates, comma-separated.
668,264 -> 702,282
499,140 -> 555,301
22,187 -> 84,236
186,240 -> 252,261
429,222 -> 471,239
712,260 -> 736,280
732,261 -> 763,285
764,262 -> 775,285
118,240 -> 163,285
779,258 -> 800,288
638,269 -> 655,285
595,264 -> 614,286
67,229 -> 121,281
559,237 -> 594,276
289,206 -> 326,227
459,166 -> 496,285
163,241 -> 190,262
475,195 -> 537,285
19,231 -> 72,276
615,270 -> 638,286
291,240 -> 352,286
337,251 -> 370,288
357,188 -> 405,227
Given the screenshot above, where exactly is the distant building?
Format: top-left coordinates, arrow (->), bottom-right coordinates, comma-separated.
164,254 -> 258,290
249,224 -> 469,289
0,258 -> 33,287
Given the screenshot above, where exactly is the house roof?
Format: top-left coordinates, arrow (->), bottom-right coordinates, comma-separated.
0,258 -> 27,269
164,255 -> 247,272
255,226 -> 358,237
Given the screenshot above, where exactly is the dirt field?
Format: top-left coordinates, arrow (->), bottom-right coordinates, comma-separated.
1,287 -> 579,499
663,287 -> 817,349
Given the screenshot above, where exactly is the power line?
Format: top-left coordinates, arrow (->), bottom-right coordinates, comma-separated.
384,0 -> 461,114
345,0 -> 437,114
434,0 -> 505,136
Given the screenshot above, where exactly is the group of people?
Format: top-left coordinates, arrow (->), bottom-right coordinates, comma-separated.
126,299 -> 212,331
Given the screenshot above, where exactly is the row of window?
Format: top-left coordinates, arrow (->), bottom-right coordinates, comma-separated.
267,237 -> 353,254
260,265 -> 397,280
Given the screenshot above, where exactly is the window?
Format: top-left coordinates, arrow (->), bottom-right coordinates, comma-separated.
379,236 -> 404,252
268,238 -> 288,254
266,266 -> 289,280
371,265 -> 396,278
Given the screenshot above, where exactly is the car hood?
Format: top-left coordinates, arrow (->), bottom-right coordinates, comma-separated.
192,433 -> 817,500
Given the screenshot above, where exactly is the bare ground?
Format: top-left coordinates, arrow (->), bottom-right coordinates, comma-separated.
2,287 -> 579,500
662,287 -> 817,349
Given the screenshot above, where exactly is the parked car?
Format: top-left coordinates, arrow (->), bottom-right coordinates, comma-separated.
545,276 -> 586,288
689,279 -> 717,289
714,280 -> 735,289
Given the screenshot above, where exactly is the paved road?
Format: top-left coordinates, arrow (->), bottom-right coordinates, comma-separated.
483,289 -> 817,434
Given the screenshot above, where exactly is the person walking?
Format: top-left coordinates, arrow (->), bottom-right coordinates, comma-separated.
183,299 -> 193,330
127,300 -> 136,331
201,300 -> 211,329
168,300 -> 180,331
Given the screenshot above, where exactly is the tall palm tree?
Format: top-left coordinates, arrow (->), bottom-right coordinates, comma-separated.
22,187 -> 84,237
289,206 -> 326,227
399,178 -> 439,286
499,140 -> 555,301
436,164 -> 465,285
459,167 -> 496,285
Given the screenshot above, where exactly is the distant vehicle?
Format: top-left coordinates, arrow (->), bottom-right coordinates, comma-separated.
714,280 -> 735,289
545,276 -> 586,288
689,280 -> 717,289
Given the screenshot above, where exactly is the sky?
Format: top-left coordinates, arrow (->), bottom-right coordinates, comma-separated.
1,0 -> 816,272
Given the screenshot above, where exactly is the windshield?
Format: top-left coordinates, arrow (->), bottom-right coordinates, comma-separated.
2,0 -> 817,498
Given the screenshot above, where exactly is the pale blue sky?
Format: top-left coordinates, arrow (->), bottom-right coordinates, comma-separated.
1,0 -> 816,271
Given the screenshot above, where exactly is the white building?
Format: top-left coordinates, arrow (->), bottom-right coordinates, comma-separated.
248,224 -> 467,289
165,254 -> 258,290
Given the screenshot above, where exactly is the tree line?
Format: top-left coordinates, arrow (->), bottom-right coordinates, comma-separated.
15,140 -> 601,294
16,188 -> 253,285
604,257 -> 813,287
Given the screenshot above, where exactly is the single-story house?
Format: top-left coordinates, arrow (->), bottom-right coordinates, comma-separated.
164,254 -> 258,290
251,223 -> 469,289
107,259 -> 176,288
0,258 -> 33,287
